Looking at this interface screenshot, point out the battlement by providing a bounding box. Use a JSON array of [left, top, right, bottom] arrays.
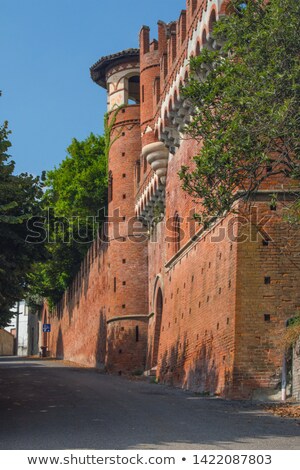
[[139, 1, 228, 116]]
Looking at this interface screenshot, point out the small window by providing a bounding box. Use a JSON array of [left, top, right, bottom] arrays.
[[174, 213, 182, 253], [154, 77, 160, 105], [128, 75, 140, 104], [108, 171, 113, 203], [209, 10, 217, 33], [135, 160, 141, 184]]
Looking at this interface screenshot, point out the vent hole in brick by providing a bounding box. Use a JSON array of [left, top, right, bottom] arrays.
[[228, 280, 231, 288], [230, 244, 233, 251], [266, 164, 272, 173], [119, 349, 122, 354], [217, 323, 219, 330], [264, 314, 271, 322], [122, 132, 125, 136], [219, 288, 222, 294], [198, 301, 201, 308], [264, 276, 271, 284], [227, 317, 230, 325], [192, 275, 194, 282], [189, 308, 192, 314], [123, 194, 126, 199], [122, 173, 126, 178], [122, 152, 125, 156], [122, 281, 126, 286], [207, 295, 209, 302], [122, 109, 125, 113], [122, 304, 126, 309], [122, 259, 126, 264], [135, 326, 139, 342], [184, 283, 186, 289]]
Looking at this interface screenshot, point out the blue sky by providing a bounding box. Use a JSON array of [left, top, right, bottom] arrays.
[[0, 0, 183, 176]]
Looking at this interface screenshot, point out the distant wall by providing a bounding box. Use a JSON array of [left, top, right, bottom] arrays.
[[293, 338, 300, 401], [0, 329, 14, 356], [46, 238, 109, 369]]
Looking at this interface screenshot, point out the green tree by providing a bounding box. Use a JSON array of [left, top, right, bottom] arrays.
[[179, 0, 300, 224], [0, 120, 45, 327], [28, 133, 107, 307]]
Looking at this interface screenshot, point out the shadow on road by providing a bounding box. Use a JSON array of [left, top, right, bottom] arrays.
[[0, 358, 299, 450]]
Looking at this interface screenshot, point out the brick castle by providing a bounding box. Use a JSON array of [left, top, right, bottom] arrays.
[[42, 0, 300, 400]]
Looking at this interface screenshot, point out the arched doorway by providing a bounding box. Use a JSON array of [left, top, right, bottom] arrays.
[[152, 286, 163, 367]]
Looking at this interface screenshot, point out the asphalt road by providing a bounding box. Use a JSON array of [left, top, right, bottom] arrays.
[[0, 357, 299, 450]]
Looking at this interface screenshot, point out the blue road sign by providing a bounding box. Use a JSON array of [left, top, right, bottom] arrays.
[[43, 324, 51, 333]]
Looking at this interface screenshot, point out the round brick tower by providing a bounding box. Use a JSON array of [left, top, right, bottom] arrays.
[[91, 49, 149, 374]]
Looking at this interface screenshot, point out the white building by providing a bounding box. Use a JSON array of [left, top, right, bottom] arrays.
[[5, 301, 40, 356]]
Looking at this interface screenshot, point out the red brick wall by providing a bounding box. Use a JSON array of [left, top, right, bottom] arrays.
[[233, 200, 300, 399], [156, 213, 238, 396], [106, 317, 148, 373], [48, 240, 109, 368], [146, 221, 166, 371], [45, 0, 300, 401]]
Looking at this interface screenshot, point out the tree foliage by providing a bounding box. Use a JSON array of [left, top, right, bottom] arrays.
[[27, 133, 107, 308], [179, 0, 300, 223], [0, 121, 45, 327]]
